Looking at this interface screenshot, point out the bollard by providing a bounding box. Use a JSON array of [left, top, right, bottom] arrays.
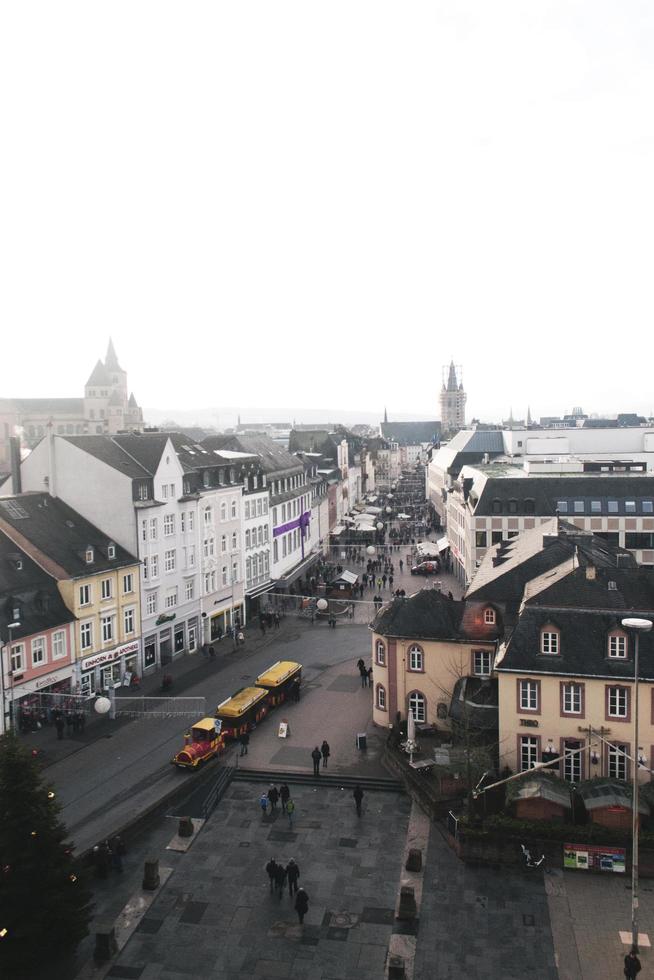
[[178, 816, 194, 838], [93, 920, 118, 963], [405, 847, 422, 872], [397, 885, 417, 920], [388, 954, 406, 980], [142, 857, 160, 891]]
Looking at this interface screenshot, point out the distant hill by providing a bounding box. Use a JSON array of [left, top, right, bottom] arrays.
[[144, 405, 435, 430]]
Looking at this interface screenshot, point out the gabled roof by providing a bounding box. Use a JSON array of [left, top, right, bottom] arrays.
[[371, 589, 465, 640], [85, 359, 112, 387], [63, 436, 152, 479], [380, 421, 441, 445], [467, 518, 635, 604], [0, 534, 75, 640], [128, 393, 138, 408], [288, 429, 339, 457], [0, 493, 138, 578], [201, 434, 303, 476], [0, 398, 85, 416]]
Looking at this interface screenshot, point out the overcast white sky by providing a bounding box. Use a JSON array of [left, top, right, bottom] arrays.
[[1, 2, 653, 424]]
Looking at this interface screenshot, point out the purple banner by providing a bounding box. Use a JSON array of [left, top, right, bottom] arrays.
[[273, 511, 311, 537]]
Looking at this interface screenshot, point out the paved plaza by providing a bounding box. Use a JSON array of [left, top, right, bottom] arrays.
[[98, 782, 412, 980]]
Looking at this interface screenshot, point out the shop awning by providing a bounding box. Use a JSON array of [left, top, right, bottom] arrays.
[[330, 525, 346, 535], [437, 536, 450, 552], [273, 551, 321, 589], [245, 580, 275, 599]]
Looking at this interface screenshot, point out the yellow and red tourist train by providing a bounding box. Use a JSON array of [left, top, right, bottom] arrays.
[[215, 660, 302, 740], [172, 661, 302, 768], [172, 717, 226, 768]]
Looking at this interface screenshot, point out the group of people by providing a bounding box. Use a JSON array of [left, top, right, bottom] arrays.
[[259, 612, 280, 634], [91, 835, 126, 877], [54, 708, 86, 739], [265, 858, 309, 922], [356, 659, 373, 688], [260, 783, 296, 826], [311, 741, 330, 775]]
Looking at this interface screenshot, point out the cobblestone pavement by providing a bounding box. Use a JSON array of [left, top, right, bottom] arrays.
[[547, 868, 654, 980], [414, 826, 558, 980], [103, 782, 412, 980]]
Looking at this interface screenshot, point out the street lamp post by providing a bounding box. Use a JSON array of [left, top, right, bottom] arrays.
[[622, 616, 653, 954]]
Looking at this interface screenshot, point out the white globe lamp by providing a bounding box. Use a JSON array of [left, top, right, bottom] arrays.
[[366, 545, 376, 556], [94, 696, 111, 715], [376, 522, 384, 531], [316, 598, 328, 611]]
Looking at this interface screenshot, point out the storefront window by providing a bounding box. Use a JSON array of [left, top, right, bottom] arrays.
[[144, 637, 157, 668], [101, 662, 121, 688], [174, 625, 185, 652], [80, 672, 94, 698]]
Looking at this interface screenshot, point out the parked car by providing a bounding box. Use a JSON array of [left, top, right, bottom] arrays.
[[411, 560, 440, 575]]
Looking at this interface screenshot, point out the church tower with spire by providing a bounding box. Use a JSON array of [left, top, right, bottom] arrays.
[[439, 362, 466, 436], [83, 339, 143, 435]]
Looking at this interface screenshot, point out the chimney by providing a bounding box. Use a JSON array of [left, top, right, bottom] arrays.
[[9, 436, 22, 495], [585, 565, 596, 580]]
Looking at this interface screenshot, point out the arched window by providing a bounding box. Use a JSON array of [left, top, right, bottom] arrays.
[[376, 641, 386, 666], [408, 692, 426, 723], [484, 607, 496, 625], [231, 499, 237, 518], [220, 502, 227, 522], [608, 630, 628, 659], [540, 625, 560, 655], [376, 684, 387, 711], [203, 506, 212, 526], [408, 644, 424, 671]]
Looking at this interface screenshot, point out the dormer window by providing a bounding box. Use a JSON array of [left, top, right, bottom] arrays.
[[85, 547, 94, 564], [608, 631, 628, 659], [107, 543, 116, 559], [541, 627, 560, 655], [483, 607, 496, 625]]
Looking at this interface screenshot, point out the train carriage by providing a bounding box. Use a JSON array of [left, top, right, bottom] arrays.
[[215, 685, 271, 740], [254, 660, 302, 708]]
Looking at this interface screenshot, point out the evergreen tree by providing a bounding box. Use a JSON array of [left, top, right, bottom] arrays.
[[0, 733, 93, 978]]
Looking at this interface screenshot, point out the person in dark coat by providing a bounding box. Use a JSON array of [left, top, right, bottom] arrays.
[[286, 858, 300, 896], [367, 666, 373, 686], [291, 678, 301, 703], [280, 783, 290, 808], [273, 862, 286, 899], [265, 858, 278, 893], [55, 715, 65, 740], [624, 950, 642, 979], [239, 731, 250, 756], [359, 662, 368, 688], [295, 887, 309, 924], [353, 785, 364, 817], [311, 747, 321, 776], [320, 740, 330, 769], [267, 784, 279, 810]]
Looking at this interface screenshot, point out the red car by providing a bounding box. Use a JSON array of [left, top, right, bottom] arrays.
[[411, 560, 440, 575]]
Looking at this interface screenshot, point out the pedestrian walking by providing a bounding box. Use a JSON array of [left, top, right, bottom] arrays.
[[274, 862, 287, 899], [285, 798, 295, 827], [624, 950, 642, 978], [382, 573, 387, 588], [274, 612, 280, 629], [359, 662, 368, 688], [260, 792, 268, 816], [55, 715, 65, 740], [209, 645, 216, 660], [320, 740, 330, 768], [280, 783, 290, 808], [353, 784, 364, 817], [389, 575, 394, 588], [286, 858, 300, 896], [294, 887, 309, 924], [239, 731, 250, 755], [76, 709, 86, 733], [268, 784, 279, 811], [367, 666, 373, 686], [265, 858, 278, 893], [356, 658, 365, 674], [311, 746, 321, 776], [291, 677, 301, 702], [260, 618, 266, 636], [65, 712, 74, 736]]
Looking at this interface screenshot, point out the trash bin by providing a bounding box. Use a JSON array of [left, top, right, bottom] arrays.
[[356, 733, 367, 751]]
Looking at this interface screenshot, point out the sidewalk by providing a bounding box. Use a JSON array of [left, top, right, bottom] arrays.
[[26, 617, 306, 770]]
